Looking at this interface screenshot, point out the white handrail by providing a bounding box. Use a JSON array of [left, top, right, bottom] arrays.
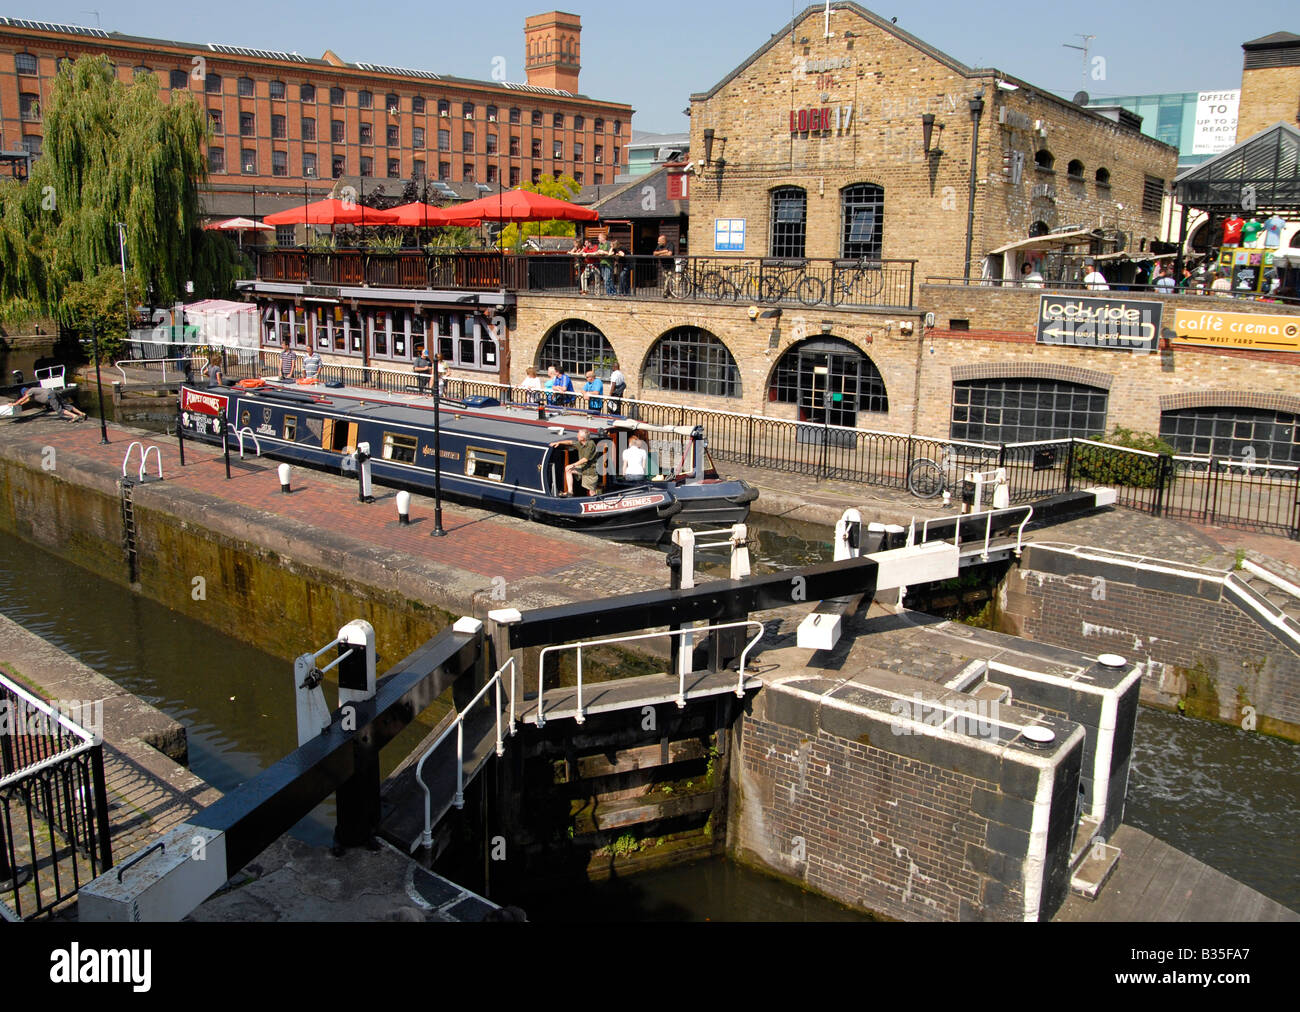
[[139, 445, 163, 482], [233, 426, 262, 459], [416, 658, 516, 850], [535, 620, 765, 727], [121, 441, 143, 478], [919, 503, 1034, 559]]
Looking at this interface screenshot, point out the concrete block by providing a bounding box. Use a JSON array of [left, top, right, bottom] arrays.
[[797, 611, 841, 651]]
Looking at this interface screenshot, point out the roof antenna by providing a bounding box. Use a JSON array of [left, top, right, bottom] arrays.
[[81, 10, 101, 28]]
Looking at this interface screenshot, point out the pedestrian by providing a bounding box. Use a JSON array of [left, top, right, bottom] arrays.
[[582, 369, 604, 413], [279, 345, 300, 381], [1082, 260, 1109, 291], [435, 352, 450, 397], [302, 347, 323, 381], [654, 234, 675, 297], [1154, 266, 1176, 294], [607, 363, 627, 414], [206, 353, 224, 388], [520, 365, 543, 403], [1210, 270, 1233, 297], [413, 345, 432, 394], [599, 238, 615, 295], [611, 240, 630, 295]]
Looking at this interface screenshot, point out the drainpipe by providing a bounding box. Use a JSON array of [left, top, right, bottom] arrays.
[[963, 88, 986, 283]]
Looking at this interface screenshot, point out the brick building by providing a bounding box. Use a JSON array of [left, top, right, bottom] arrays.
[[0, 14, 631, 220], [1234, 31, 1300, 142]]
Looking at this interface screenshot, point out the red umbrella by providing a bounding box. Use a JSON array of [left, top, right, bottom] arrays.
[[386, 202, 479, 227], [263, 198, 399, 226], [436, 188, 598, 226]]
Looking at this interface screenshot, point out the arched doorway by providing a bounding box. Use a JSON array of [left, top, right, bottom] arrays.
[[768, 337, 887, 429]]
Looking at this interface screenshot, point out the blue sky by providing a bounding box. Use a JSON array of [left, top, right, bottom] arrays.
[[15, 1, 1296, 131]]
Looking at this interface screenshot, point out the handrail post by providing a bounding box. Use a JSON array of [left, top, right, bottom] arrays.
[[908, 261, 915, 307], [1065, 438, 1076, 493], [575, 645, 584, 724], [1154, 454, 1169, 518], [453, 721, 464, 808]]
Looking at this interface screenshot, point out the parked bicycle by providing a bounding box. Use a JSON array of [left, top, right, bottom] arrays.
[[906, 447, 961, 499], [829, 257, 886, 306], [758, 259, 825, 306], [696, 262, 756, 302]]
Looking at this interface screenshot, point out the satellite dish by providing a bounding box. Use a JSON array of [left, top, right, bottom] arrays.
[[1073, 90, 1090, 105]]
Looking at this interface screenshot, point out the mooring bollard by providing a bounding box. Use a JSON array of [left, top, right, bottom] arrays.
[[396, 490, 411, 524], [278, 463, 292, 493]]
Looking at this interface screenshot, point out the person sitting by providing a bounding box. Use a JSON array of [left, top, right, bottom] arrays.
[[520, 366, 542, 403], [13, 386, 87, 422], [563, 429, 601, 496], [622, 435, 648, 481], [550, 365, 575, 407]]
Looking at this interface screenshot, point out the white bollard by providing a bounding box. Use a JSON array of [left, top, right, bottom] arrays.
[[277, 463, 292, 494], [396, 490, 411, 525]]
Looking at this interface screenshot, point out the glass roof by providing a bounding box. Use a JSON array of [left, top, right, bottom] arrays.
[[1174, 123, 1300, 211]]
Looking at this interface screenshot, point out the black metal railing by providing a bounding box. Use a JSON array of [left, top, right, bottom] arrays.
[[252, 249, 918, 309], [923, 275, 1300, 306], [1, 673, 112, 919]]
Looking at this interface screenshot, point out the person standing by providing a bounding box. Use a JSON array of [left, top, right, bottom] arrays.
[[302, 347, 323, 381], [599, 238, 615, 295], [435, 352, 450, 397], [621, 434, 648, 482], [563, 429, 601, 496], [1210, 270, 1233, 296], [607, 363, 627, 414], [582, 369, 604, 413], [206, 353, 224, 388], [654, 234, 675, 297], [1154, 266, 1176, 294], [1082, 261, 1109, 291], [279, 345, 300, 381], [413, 346, 432, 394], [610, 240, 629, 295], [1020, 263, 1044, 288]]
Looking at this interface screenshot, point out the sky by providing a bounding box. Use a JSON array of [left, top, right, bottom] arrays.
[[14, 0, 1297, 131]]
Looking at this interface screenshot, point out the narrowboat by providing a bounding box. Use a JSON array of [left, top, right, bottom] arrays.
[[176, 379, 683, 541]]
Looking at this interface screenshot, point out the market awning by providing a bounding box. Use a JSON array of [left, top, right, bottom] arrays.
[[986, 228, 1096, 256], [1174, 121, 1300, 212]]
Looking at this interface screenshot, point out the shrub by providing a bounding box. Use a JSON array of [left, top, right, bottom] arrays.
[[1071, 427, 1175, 489]]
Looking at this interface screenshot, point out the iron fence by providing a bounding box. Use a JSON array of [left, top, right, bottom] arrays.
[[1, 672, 112, 919]]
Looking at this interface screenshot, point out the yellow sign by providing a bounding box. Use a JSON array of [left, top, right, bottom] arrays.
[[1171, 309, 1300, 351]]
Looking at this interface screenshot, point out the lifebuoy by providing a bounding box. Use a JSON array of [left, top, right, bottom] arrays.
[[296, 377, 319, 385], [236, 378, 266, 389]]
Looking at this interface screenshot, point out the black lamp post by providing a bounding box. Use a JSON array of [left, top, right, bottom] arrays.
[[92, 323, 108, 445], [431, 363, 446, 536], [963, 88, 985, 283]]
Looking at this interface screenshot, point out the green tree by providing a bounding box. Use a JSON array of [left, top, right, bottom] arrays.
[[61, 266, 145, 361], [496, 174, 582, 249], [0, 55, 238, 329]]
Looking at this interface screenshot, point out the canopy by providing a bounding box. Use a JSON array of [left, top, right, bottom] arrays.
[[204, 217, 274, 231], [263, 198, 399, 226], [386, 202, 479, 227], [436, 188, 599, 226], [1174, 122, 1300, 213], [986, 228, 1095, 256]]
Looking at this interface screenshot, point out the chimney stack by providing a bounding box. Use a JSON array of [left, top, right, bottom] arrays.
[[524, 11, 582, 94]]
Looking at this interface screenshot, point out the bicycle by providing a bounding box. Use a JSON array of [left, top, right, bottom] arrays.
[[757, 259, 825, 306], [906, 447, 961, 499], [696, 262, 755, 302], [828, 257, 887, 306], [662, 257, 695, 299]]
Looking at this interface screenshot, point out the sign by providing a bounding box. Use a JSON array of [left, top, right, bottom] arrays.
[[1036, 295, 1161, 351], [999, 107, 1033, 131], [180, 387, 228, 416], [789, 104, 853, 135], [803, 56, 850, 73], [715, 218, 746, 252], [302, 285, 341, 299], [579, 493, 666, 515], [1171, 308, 1300, 352], [1192, 90, 1239, 156]]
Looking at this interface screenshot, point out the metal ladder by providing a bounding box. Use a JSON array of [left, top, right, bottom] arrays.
[[120, 478, 138, 583]]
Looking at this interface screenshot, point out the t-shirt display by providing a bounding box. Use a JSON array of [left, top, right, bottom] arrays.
[[1222, 216, 1245, 245], [1241, 219, 1264, 244], [1265, 215, 1287, 248]]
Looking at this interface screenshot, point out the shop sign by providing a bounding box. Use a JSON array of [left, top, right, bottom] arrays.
[[1036, 295, 1161, 351], [1171, 308, 1300, 352], [999, 107, 1033, 131]]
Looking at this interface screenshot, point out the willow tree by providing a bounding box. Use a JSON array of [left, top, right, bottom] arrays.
[[2, 55, 238, 329]]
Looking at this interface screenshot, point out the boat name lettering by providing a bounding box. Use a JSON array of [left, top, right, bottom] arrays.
[[580, 493, 666, 515], [181, 389, 227, 416], [256, 424, 275, 436], [421, 445, 461, 461]]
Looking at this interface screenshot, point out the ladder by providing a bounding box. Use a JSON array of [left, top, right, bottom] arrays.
[[120, 478, 138, 584]]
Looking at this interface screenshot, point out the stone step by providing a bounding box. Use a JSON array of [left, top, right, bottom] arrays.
[[1069, 816, 1103, 871], [1070, 842, 1122, 900]]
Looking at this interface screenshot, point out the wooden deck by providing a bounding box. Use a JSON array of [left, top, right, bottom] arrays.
[[1055, 824, 1298, 922]]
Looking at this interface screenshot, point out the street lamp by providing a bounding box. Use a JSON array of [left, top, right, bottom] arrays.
[[431, 361, 446, 537], [963, 88, 986, 282], [304, 164, 315, 246]]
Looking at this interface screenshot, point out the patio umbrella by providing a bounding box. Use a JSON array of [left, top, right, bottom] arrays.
[[387, 202, 479, 227], [435, 188, 598, 227], [204, 217, 275, 232], [262, 198, 399, 227]]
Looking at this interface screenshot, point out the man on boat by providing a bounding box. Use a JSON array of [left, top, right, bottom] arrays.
[[563, 429, 601, 496], [279, 346, 301, 381]]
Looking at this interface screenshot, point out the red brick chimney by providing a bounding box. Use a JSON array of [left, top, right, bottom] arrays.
[[524, 11, 581, 94]]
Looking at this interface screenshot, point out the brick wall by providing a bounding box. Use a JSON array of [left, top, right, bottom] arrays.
[[1235, 64, 1300, 141]]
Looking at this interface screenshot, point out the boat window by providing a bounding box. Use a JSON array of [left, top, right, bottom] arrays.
[[382, 431, 418, 463], [466, 446, 506, 482], [283, 415, 297, 441]]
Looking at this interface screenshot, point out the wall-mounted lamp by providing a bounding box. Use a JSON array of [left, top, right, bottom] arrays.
[[702, 128, 727, 167], [921, 113, 944, 156]]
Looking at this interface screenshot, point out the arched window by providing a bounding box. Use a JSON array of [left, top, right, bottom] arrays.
[[300, 83, 316, 102], [1028, 220, 1051, 237], [770, 187, 807, 259], [952, 379, 1107, 443], [1034, 149, 1054, 170], [1095, 166, 1111, 186], [537, 319, 616, 379], [770, 337, 887, 428], [840, 183, 884, 259], [238, 76, 255, 97], [643, 328, 741, 398], [1067, 159, 1084, 179], [1160, 407, 1299, 464]]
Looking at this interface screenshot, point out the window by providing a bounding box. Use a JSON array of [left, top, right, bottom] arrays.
[[531, 138, 542, 158], [465, 447, 506, 482], [208, 110, 223, 133], [1142, 175, 1165, 214], [486, 105, 497, 122], [360, 123, 373, 145], [387, 124, 399, 146], [302, 116, 316, 140], [1034, 149, 1054, 170], [594, 117, 604, 131], [169, 69, 188, 89], [509, 107, 521, 124], [464, 131, 475, 153], [553, 141, 563, 159], [538, 320, 616, 380], [487, 164, 498, 183], [360, 156, 373, 177], [841, 183, 884, 259], [643, 328, 741, 398], [386, 93, 399, 112], [531, 167, 542, 184], [574, 114, 585, 130], [770, 337, 888, 425], [614, 120, 622, 135], [594, 144, 603, 163], [271, 114, 286, 139], [413, 159, 425, 178], [531, 110, 543, 127], [509, 167, 520, 186], [771, 187, 808, 259], [412, 95, 425, 113], [269, 80, 286, 100], [283, 415, 298, 441], [300, 83, 316, 102], [15, 53, 37, 76], [439, 161, 451, 180], [594, 172, 603, 184], [574, 142, 583, 160], [1095, 166, 1111, 187], [388, 158, 400, 178], [205, 73, 222, 94], [613, 147, 619, 165], [413, 126, 425, 148], [1160, 407, 1300, 464], [19, 93, 40, 121], [438, 99, 450, 116], [273, 150, 288, 176], [371, 310, 390, 356], [332, 154, 346, 178], [1067, 159, 1084, 179], [573, 171, 582, 184], [463, 162, 475, 181], [951, 379, 1107, 443], [20, 135, 42, 157], [358, 90, 373, 109], [437, 129, 450, 151], [463, 101, 475, 119], [553, 112, 564, 129], [509, 136, 520, 157], [240, 112, 255, 137], [330, 86, 344, 105], [208, 147, 225, 173], [303, 152, 317, 178], [332, 120, 345, 143], [241, 149, 257, 174], [382, 432, 419, 464], [276, 225, 296, 246], [238, 76, 254, 97]]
